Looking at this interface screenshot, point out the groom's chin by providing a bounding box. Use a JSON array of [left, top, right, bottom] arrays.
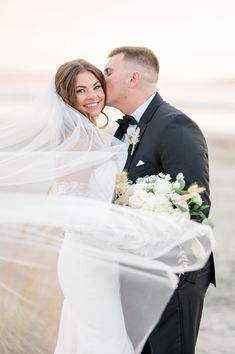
[[105, 97, 112, 107], [106, 102, 115, 109], [105, 98, 119, 110]]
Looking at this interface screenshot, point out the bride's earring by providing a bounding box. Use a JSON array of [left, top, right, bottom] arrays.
[[98, 111, 109, 129]]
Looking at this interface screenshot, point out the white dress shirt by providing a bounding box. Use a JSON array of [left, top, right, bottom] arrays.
[[131, 93, 156, 123]]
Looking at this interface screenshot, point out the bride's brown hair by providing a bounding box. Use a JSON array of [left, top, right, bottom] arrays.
[[55, 59, 106, 110]]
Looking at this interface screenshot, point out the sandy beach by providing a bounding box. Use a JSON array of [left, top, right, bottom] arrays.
[[196, 134, 235, 354]]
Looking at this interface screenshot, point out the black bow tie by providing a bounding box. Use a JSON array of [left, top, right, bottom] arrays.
[[114, 115, 137, 140]]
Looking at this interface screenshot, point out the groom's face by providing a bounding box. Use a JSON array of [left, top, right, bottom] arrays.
[[104, 53, 129, 109]]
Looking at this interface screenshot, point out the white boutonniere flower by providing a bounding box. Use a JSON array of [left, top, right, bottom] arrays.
[[125, 125, 140, 155]]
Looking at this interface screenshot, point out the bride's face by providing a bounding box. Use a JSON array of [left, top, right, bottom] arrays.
[[75, 71, 105, 123]]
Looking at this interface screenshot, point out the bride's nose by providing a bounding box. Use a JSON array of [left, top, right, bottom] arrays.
[[86, 90, 97, 100]]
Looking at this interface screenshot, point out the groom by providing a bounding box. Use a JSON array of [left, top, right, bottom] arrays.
[[104, 46, 215, 354]]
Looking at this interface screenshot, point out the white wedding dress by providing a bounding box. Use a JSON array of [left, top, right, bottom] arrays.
[[54, 233, 134, 354]]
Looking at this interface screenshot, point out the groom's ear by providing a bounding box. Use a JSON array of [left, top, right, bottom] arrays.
[[129, 71, 141, 87]]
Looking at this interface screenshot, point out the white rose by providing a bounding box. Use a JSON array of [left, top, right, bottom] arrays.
[[154, 178, 172, 195], [128, 190, 148, 208], [142, 192, 156, 211], [133, 182, 148, 191], [152, 195, 173, 213], [164, 174, 171, 181]]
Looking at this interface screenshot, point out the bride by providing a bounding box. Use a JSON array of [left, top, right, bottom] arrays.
[[53, 59, 136, 354], [0, 59, 214, 354]]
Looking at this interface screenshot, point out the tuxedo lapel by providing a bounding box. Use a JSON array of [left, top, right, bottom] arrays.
[[139, 93, 164, 125], [124, 93, 164, 170]]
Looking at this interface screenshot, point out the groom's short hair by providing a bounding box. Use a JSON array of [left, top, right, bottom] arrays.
[[108, 46, 160, 76]]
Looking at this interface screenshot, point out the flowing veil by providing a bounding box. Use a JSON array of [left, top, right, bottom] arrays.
[[0, 81, 214, 353]]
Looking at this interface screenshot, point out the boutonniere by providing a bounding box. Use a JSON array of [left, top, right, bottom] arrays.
[[125, 125, 140, 155]]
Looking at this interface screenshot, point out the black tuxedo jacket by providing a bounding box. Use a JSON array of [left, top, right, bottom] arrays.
[[115, 92, 215, 285]]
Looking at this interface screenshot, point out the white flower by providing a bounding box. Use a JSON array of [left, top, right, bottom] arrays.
[[137, 175, 158, 184], [126, 124, 136, 134], [133, 182, 148, 191], [145, 183, 155, 193], [153, 178, 172, 196], [172, 181, 181, 190], [128, 189, 148, 208], [152, 195, 173, 213], [171, 192, 189, 213], [125, 126, 140, 155], [191, 192, 203, 206], [142, 192, 157, 211], [136, 176, 145, 183], [170, 191, 181, 204], [158, 172, 171, 181], [134, 180, 154, 193], [176, 172, 184, 181], [176, 172, 185, 189]]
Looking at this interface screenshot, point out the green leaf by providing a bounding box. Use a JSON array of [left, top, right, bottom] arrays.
[[200, 204, 209, 210], [174, 189, 187, 195], [190, 211, 200, 216], [198, 211, 207, 219]]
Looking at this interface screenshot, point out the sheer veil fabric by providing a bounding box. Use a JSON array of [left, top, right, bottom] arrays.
[[0, 82, 214, 354]]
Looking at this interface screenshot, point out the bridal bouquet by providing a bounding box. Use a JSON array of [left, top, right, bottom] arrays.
[[114, 172, 212, 225]]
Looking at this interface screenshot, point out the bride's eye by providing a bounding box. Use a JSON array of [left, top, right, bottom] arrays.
[[94, 84, 102, 90], [76, 88, 85, 94]]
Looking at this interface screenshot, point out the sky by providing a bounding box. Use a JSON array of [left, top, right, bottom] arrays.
[[0, 0, 235, 82]]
